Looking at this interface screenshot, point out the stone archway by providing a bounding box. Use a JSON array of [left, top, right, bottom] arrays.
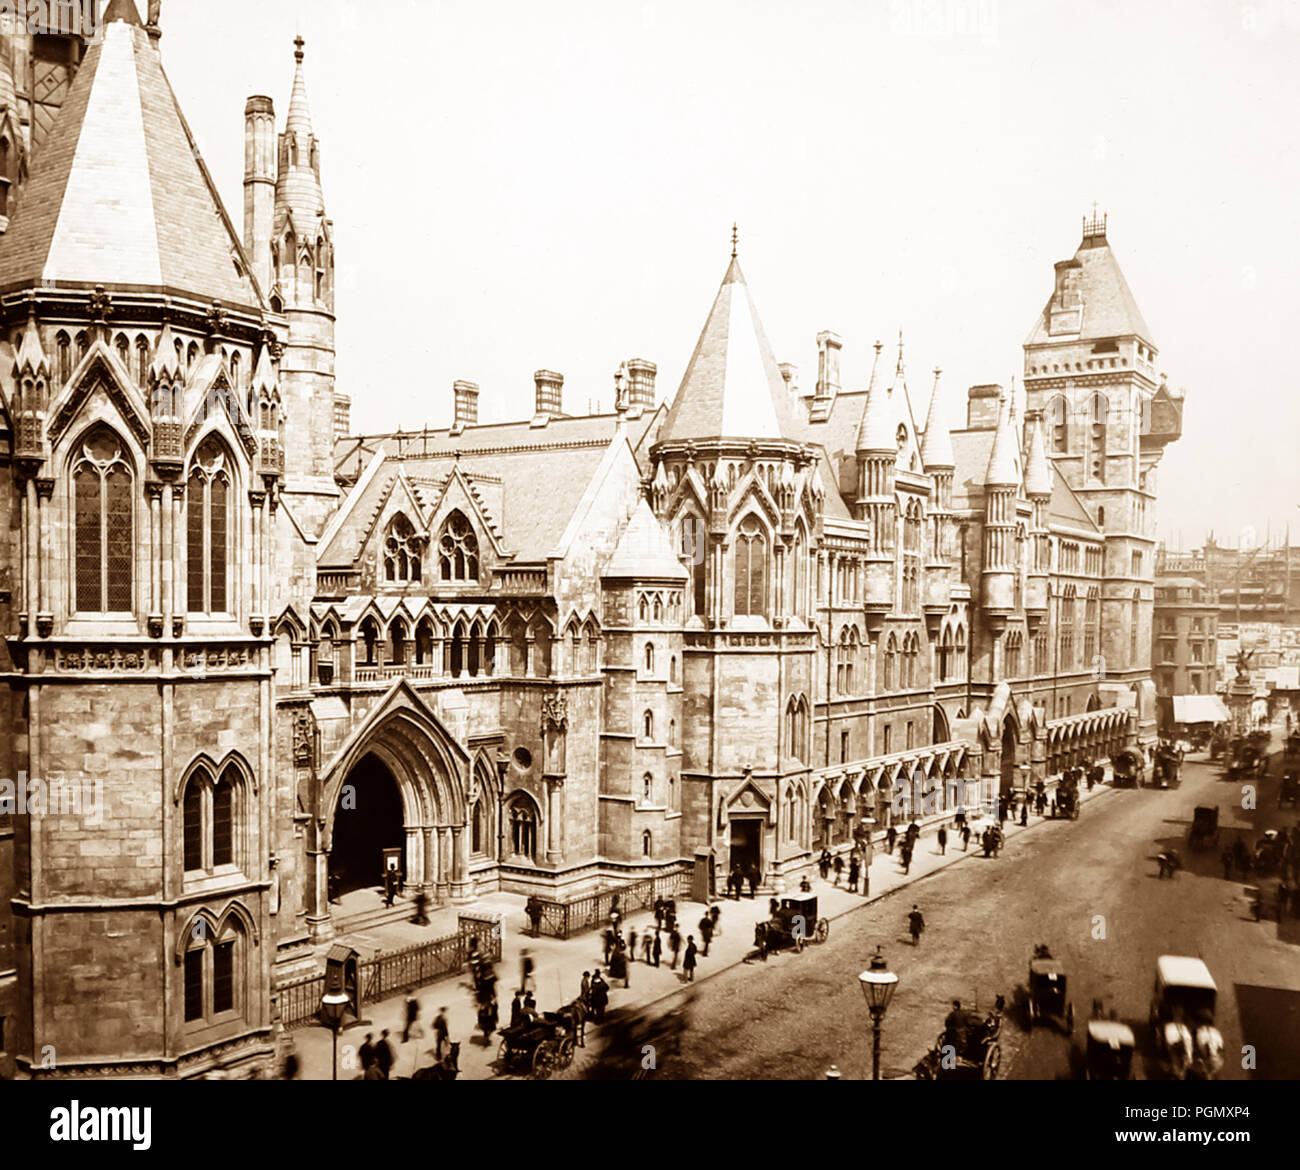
[[317, 693, 471, 928], [331, 752, 405, 895]]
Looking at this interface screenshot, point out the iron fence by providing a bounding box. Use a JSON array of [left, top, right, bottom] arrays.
[[528, 866, 689, 941], [278, 920, 501, 1032]]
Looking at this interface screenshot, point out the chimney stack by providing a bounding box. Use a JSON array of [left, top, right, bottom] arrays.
[[625, 359, 657, 411], [453, 380, 479, 428], [243, 95, 276, 295], [967, 384, 1003, 429], [815, 332, 842, 401], [534, 369, 565, 418], [779, 362, 800, 403]]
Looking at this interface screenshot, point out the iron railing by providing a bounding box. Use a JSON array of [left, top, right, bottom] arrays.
[[278, 919, 501, 1031], [527, 867, 689, 941]]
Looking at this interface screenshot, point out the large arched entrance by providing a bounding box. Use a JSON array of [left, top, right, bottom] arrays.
[[331, 753, 405, 895], [1001, 718, 1018, 795]]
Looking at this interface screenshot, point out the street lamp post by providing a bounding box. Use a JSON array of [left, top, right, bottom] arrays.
[[319, 990, 350, 1081], [858, 946, 899, 1081]]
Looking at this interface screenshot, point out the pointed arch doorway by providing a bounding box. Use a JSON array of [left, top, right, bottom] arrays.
[[331, 753, 405, 896]]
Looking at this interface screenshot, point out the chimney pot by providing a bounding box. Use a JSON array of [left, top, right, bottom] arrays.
[[625, 358, 657, 411], [453, 380, 479, 427], [534, 369, 565, 418]]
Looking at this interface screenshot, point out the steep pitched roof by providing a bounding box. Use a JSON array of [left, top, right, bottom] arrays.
[[920, 371, 955, 469], [1026, 231, 1154, 347], [604, 499, 687, 580], [659, 257, 794, 442], [0, 10, 261, 308], [1048, 468, 1101, 533], [984, 395, 1020, 487], [276, 38, 326, 235], [1022, 412, 1052, 497]]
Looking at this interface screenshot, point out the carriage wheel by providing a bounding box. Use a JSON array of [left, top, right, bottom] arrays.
[[983, 1042, 1001, 1080], [532, 1040, 557, 1079], [556, 1036, 575, 1069], [497, 1037, 511, 1069], [814, 918, 830, 944]]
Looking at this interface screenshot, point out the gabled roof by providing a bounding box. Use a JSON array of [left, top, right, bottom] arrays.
[[604, 498, 687, 580], [0, 9, 261, 308], [1026, 230, 1154, 347], [658, 256, 795, 443]]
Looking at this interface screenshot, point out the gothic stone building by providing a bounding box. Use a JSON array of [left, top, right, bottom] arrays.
[[0, 3, 1180, 1078]]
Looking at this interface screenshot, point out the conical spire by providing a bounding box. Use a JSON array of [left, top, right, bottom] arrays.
[[856, 353, 895, 453], [1023, 409, 1052, 497], [150, 321, 183, 381], [14, 313, 48, 377], [285, 36, 314, 139], [984, 393, 1019, 487], [920, 368, 954, 469], [277, 36, 325, 231], [102, 0, 143, 26], [659, 252, 792, 443]]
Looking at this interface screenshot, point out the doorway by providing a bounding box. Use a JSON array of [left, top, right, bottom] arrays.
[[331, 753, 405, 895], [729, 816, 763, 879]]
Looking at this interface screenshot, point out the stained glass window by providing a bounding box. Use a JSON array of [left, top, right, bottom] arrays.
[[73, 429, 133, 614], [437, 511, 478, 580], [187, 440, 231, 614]]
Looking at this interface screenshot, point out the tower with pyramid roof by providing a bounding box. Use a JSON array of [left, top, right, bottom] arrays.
[[1022, 212, 1183, 746], [0, 0, 283, 1078]]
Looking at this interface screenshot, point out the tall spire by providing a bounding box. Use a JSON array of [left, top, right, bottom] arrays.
[[856, 342, 894, 454], [984, 392, 1019, 486], [1022, 409, 1052, 497], [920, 367, 954, 470], [276, 34, 326, 246], [286, 36, 313, 139]]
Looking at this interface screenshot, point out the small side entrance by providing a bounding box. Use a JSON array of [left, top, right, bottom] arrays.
[[729, 816, 763, 879]]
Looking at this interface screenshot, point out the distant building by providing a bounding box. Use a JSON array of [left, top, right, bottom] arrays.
[[1159, 537, 1300, 626], [1153, 576, 1222, 731]]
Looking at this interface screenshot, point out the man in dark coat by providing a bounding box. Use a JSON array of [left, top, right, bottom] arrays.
[[683, 936, 698, 981], [900, 842, 912, 874], [847, 854, 860, 892], [698, 914, 714, 956], [669, 926, 682, 969], [908, 905, 925, 946], [374, 1030, 394, 1079], [746, 864, 760, 898], [359, 1033, 376, 1075], [937, 827, 947, 855], [819, 849, 832, 881], [1020, 801, 1028, 827], [651, 931, 662, 967], [961, 824, 971, 851], [433, 1006, 450, 1061], [589, 972, 609, 1023], [886, 825, 897, 854], [383, 866, 397, 907]]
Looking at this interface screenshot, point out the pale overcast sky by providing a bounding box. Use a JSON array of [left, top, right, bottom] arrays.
[[154, 0, 1300, 549]]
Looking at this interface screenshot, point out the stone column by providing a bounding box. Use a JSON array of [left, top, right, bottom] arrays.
[[249, 491, 261, 623], [450, 825, 469, 902], [421, 826, 436, 892], [35, 477, 53, 627], [404, 826, 420, 892], [438, 827, 453, 895], [546, 777, 564, 864], [147, 483, 162, 620], [24, 476, 37, 637]]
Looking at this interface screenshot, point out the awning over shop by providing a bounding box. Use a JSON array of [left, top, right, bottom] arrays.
[[1171, 695, 1231, 725]]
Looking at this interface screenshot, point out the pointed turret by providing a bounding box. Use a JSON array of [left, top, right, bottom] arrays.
[[1022, 409, 1052, 499], [855, 341, 894, 454], [658, 254, 792, 443], [276, 36, 326, 246], [149, 321, 183, 384], [984, 394, 1020, 487], [14, 317, 48, 378], [920, 368, 954, 470]]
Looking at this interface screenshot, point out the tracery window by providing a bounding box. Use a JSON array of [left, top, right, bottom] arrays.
[[182, 762, 244, 875], [183, 919, 245, 1025], [437, 510, 479, 581], [681, 515, 707, 618], [73, 428, 134, 614], [508, 797, 538, 861], [187, 438, 231, 614], [734, 516, 767, 617], [1049, 396, 1067, 453], [384, 513, 421, 583]]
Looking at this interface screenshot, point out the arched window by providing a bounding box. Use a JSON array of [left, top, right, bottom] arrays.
[[450, 620, 467, 678], [653, 596, 663, 622], [669, 718, 677, 747], [415, 617, 436, 666], [733, 516, 767, 617], [642, 772, 653, 805], [883, 634, 897, 691], [182, 762, 244, 875], [183, 915, 246, 1025], [1059, 585, 1077, 669], [793, 527, 808, 618], [1049, 395, 1067, 453], [643, 642, 655, 675], [1015, 525, 1026, 610], [56, 331, 72, 385], [507, 797, 538, 861], [1005, 630, 1023, 677], [388, 620, 407, 667], [530, 617, 552, 678], [955, 625, 967, 679], [642, 830, 653, 857], [115, 332, 129, 367], [1130, 589, 1141, 665], [186, 341, 199, 373], [638, 596, 649, 622], [186, 437, 231, 614], [484, 621, 497, 677], [75, 330, 90, 362], [229, 351, 241, 389], [568, 624, 581, 674], [73, 428, 134, 614], [437, 511, 479, 580], [681, 514, 707, 619], [643, 709, 654, 740], [135, 335, 150, 390], [471, 799, 485, 854], [669, 655, 678, 684], [939, 625, 954, 681], [383, 513, 421, 583], [360, 617, 380, 666], [584, 619, 600, 673]]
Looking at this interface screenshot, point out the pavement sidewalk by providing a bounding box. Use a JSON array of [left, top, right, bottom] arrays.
[[289, 773, 1117, 1079]]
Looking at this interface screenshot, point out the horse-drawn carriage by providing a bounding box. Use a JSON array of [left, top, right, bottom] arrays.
[[913, 998, 1004, 1080], [1150, 955, 1224, 1080], [1112, 749, 1144, 788], [1051, 777, 1080, 819], [1027, 945, 1074, 1032], [1153, 744, 1183, 788], [1223, 737, 1267, 783], [754, 893, 830, 957], [498, 1011, 578, 1079], [1188, 806, 1219, 850], [1085, 1020, 1136, 1080]]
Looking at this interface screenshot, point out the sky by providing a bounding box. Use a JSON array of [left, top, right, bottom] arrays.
[[149, 0, 1300, 549]]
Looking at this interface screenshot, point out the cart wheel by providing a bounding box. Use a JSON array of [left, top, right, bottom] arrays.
[[557, 1036, 575, 1069], [497, 1037, 511, 1068], [815, 918, 830, 944], [983, 1042, 1001, 1080], [532, 1040, 556, 1079], [1066, 1003, 1075, 1034]]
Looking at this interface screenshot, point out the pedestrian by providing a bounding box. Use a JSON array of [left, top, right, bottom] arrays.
[[961, 824, 971, 851], [602, 926, 615, 965], [520, 952, 535, 995], [375, 1029, 394, 1079], [901, 843, 912, 875], [746, 863, 760, 898], [683, 936, 698, 981], [282, 1040, 300, 1080], [819, 848, 832, 881], [1221, 848, 1233, 881], [652, 930, 663, 967], [580, 971, 591, 1007], [523, 992, 539, 1021], [433, 1006, 449, 1060], [642, 931, 654, 965], [937, 827, 947, 855], [590, 972, 609, 1023], [832, 855, 844, 886], [907, 819, 920, 845], [698, 914, 714, 956], [908, 905, 925, 946], [1020, 801, 1028, 827], [800, 874, 812, 892], [709, 902, 722, 938], [402, 995, 422, 1044], [670, 926, 682, 969], [997, 798, 1007, 826], [654, 897, 665, 930], [886, 825, 897, 854], [359, 1032, 376, 1075], [848, 854, 860, 892], [383, 866, 396, 907], [477, 995, 499, 1042], [611, 938, 631, 988], [729, 864, 743, 900], [510, 990, 524, 1028], [628, 925, 639, 964]]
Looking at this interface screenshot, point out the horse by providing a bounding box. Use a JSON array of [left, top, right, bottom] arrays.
[[411, 1041, 461, 1081], [555, 998, 587, 1048], [1192, 1027, 1224, 1079]]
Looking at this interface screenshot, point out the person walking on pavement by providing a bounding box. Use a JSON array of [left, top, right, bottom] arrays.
[[477, 994, 499, 1043], [961, 823, 971, 851], [375, 1030, 394, 1079], [589, 972, 609, 1023], [908, 905, 925, 947], [886, 825, 897, 854], [698, 913, 714, 956], [832, 855, 844, 886], [628, 925, 639, 964], [402, 996, 422, 1044], [654, 897, 665, 931], [819, 848, 832, 881], [433, 1006, 449, 1061], [729, 864, 743, 900], [652, 930, 663, 967], [642, 931, 654, 965], [683, 936, 698, 982], [848, 854, 860, 893], [359, 1033, 376, 1076], [602, 925, 616, 965], [580, 971, 591, 1007], [1221, 848, 1233, 881], [709, 902, 722, 939], [937, 827, 947, 855], [747, 863, 760, 898], [1020, 801, 1028, 827], [669, 925, 682, 969], [901, 842, 913, 875]]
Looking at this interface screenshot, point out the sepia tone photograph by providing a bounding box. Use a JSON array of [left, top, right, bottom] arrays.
[[0, 0, 1296, 1146]]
